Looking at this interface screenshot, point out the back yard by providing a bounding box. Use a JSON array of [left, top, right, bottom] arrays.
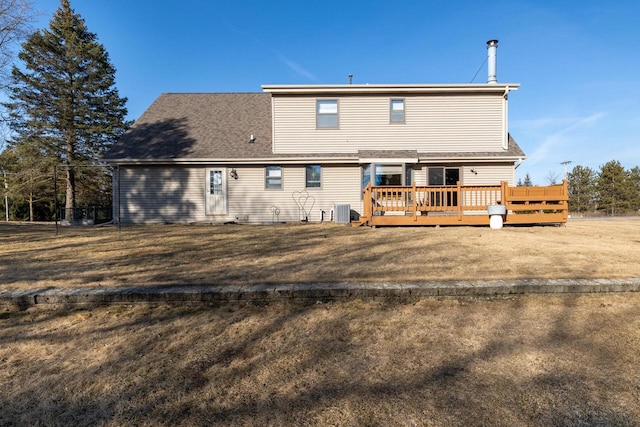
[[2, 219, 640, 289], [1, 220, 640, 425]]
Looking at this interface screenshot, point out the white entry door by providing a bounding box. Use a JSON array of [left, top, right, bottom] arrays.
[[206, 168, 227, 215]]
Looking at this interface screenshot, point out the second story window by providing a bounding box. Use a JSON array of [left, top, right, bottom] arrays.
[[390, 99, 405, 123], [317, 99, 338, 128]]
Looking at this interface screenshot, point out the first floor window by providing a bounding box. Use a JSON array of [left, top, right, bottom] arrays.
[[375, 164, 403, 186], [265, 166, 282, 189], [305, 165, 321, 188], [428, 167, 460, 186], [427, 167, 460, 206], [361, 164, 371, 193]]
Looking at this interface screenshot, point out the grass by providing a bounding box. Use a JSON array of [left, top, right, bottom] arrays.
[[1, 219, 640, 290], [2, 219, 640, 425], [2, 295, 640, 425]]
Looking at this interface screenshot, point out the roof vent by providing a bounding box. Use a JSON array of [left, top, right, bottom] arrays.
[[487, 39, 498, 84]]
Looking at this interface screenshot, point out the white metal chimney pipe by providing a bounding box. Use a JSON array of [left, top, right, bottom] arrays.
[[487, 39, 498, 84]]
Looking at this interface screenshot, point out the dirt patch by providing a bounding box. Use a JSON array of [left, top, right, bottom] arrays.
[[1, 219, 639, 290]]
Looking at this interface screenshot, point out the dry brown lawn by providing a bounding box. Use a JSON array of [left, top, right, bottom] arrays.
[[2, 295, 640, 426], [1, 219, 640, 290], [2, 220, 640, 425]]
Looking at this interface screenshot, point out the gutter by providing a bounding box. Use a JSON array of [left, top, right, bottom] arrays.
[[262, 83, 520, 95], [106, 154, 525, 167]]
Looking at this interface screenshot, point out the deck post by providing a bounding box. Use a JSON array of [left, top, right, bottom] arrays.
[[457, 181, 462, 221], [562, 179, 569, 221], [412, 182, 418, 221], [500, 181, 508, 221], [363, 183, 373, 225]]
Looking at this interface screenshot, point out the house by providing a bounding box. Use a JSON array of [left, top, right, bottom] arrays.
[[106, 40, 545, 226]]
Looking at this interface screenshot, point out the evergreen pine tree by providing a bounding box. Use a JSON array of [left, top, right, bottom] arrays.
[[597, 160, 628, 215], [4, 0, 129, 220], [567, 165, 596, 214], [523, 172, 533, 187], [625, 166, 640, 212]]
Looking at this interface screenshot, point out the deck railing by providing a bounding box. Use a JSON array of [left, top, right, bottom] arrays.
[[359, 180, 568, 226]]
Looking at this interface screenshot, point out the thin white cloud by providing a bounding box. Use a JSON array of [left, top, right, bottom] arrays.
[[277, 54, 317, 81], [221, 22, 317, 82], [526, 112, 606, 165]]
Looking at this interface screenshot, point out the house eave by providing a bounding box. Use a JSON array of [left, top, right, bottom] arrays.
[[106, 153, 525, 166], [262, 83, 520, 95], [104, 156, 359, 166], [418, 155, 526, 163]]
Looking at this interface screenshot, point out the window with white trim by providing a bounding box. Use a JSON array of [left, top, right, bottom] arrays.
[[390, 99, 405, 123], [375, 164, 403, 186], [265, 166, 282, 189], [316, 99, 338, 128], [428, 167, 460, 186], [305, 165, 321, 188], [427, 167, 460, 207]]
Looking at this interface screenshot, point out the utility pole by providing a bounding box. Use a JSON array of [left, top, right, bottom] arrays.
[[2, 170, 8, 222], [561, 160, 572, 180]]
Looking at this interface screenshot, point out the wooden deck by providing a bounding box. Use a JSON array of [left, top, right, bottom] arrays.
[[355, 180, 568, 227]]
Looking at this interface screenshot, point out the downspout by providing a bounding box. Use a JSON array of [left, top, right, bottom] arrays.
[[513, 157, 524, 186], [502, 86, 510, 150]]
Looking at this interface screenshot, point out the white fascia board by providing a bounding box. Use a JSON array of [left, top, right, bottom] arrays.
[[106, 156, 360, 166], [358, 158, 419, 164], [417, 156, 527, 163], [108, 155, 525, 166], [262, 83, 520, 95]]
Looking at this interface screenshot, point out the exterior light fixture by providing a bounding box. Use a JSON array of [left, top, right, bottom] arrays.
[[230, 168, 238, 180], [249, 134, 256, 143]]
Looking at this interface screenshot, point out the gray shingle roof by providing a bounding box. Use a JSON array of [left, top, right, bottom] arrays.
[[418, 135, 525, 160], [105, 93, 273, 161]]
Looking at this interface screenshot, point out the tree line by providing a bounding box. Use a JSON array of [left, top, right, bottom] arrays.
[[567, 161, 640, 216], [0, 0, 129, 221], [1, 2, 637, 222], [518, 161, 640, 216]]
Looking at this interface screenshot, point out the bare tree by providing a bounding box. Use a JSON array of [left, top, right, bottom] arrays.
[[0, 0, 35, 81], [545, 170, 561, 185], [1, 0, 36, 152]]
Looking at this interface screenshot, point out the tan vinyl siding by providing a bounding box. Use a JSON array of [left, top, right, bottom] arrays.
[[272, 94, 504, 154], [462, 164, 515, 186], [116, 165, 364, 224], [117, 166, 208, 224], [228, 165, 362, 223]]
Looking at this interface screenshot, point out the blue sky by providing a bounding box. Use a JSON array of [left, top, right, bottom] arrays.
[[28, 0, 640, 185]]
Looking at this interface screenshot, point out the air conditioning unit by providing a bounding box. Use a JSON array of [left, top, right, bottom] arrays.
[[334, 204, 350, 224]]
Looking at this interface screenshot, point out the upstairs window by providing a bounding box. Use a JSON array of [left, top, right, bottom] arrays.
[[317, 100, 338, 128], [390, 99, 405, 123], [305, 165, 322, 188], [265, 166, 282, 189]]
